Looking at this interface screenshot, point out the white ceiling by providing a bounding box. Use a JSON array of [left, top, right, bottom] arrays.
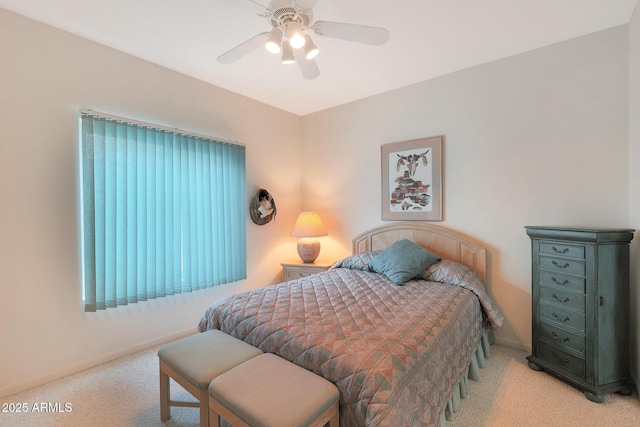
[[1, 0, 637, 116]]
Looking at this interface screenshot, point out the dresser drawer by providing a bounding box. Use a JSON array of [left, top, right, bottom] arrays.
[[539, 242, 585, 259], [539, 303, 585, 331], [538, 341, 585, 378], [539, 256, 586, 276], [539, 287, 585, 312], [539, 322, 585, 354], [539, 271, 585, 293]]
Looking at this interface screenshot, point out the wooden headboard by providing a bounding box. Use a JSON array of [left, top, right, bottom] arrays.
[[352, 222, 488, 283]]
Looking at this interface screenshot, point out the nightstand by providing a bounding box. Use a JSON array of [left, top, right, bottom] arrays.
[[281, 260, 334, 281]]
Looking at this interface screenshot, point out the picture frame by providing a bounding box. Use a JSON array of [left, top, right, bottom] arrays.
[[381, 136, 443, 221]]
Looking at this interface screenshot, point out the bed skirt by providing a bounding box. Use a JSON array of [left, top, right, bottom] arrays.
[[439, 331, 492, 426]]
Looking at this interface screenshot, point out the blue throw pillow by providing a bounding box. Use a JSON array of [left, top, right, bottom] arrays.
[[368, 239, 441, 284]]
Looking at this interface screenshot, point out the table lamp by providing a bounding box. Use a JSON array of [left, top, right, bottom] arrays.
[[291, 212, 327, 263]]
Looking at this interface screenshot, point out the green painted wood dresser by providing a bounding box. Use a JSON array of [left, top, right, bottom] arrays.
[[525, 226, 635, 403]]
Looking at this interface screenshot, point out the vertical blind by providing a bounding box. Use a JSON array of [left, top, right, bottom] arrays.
[[80, 111, 246, 312]]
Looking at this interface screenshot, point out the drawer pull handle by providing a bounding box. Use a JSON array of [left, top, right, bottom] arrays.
[[552, 312, 570, 322], [551, 352, 570, 365], [552, 294, 570, 303], [551, 277, 569, 286], [552, 332, 570, 342], [552, 261, 570, 269], [552, 246, 569, 254]]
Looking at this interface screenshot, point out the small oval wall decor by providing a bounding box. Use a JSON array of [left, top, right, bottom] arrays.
[[250, 188, 276, 225]]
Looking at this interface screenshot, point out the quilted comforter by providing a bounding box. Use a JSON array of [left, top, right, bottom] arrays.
[[198, 258, 503, 426]]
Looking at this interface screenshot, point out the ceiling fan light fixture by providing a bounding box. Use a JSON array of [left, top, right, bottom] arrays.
[[218, 0, 390, 79], [281, 42, 296, 64], [286, 21, 306, 49], [303, 35, 319, 59], [265, 27, 283, 54]]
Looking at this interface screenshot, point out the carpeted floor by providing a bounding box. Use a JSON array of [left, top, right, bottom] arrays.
[[1, 343, 639, 426], [448, 346, 640, 427]]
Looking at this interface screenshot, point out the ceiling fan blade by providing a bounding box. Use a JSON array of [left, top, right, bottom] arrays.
[[294, 0, 319, 11], [219, 0, 273, 18], [217, 32, 269, 64], [312, 21, 390, 45], [294, 49, 320, 80]]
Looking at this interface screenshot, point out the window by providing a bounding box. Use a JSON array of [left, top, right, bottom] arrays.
[[80, 111, 246, 312]]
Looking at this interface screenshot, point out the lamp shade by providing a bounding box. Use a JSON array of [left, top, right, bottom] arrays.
[[265, 27, 283, 54], [281, 42, 295, 64], [291, 212, 327, 263], [291, 212, 327, 237], [303, 35, 319, 60], [286, 21, 306, 49]]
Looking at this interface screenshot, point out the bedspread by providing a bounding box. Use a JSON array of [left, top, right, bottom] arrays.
[[198, 265, 502, 426]]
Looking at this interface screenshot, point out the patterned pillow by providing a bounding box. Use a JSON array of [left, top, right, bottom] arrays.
[[368, 239, 441, 284], [420, 259, 475, 283], [330, 251, 381, 271], [420, 259, 505, 330]]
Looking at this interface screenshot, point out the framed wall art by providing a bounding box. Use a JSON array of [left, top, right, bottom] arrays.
[[381, 136, 443, 221]]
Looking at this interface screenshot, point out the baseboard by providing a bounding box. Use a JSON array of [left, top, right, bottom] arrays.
[[494, 336, 530, 353], [0, 327, 197, 399]]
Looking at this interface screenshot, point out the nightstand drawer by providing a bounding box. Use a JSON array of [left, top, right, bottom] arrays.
[[539, 303, 585, 331], [539, 242, 585, 259], [539, 287, 585, 312], [281, 261, 334, 282], [539, 322, 585, 354], [539, 271, 585, 293], [539, 256, 585, 276], [538, 341, 585, 378], [286, 269, 316, 280]]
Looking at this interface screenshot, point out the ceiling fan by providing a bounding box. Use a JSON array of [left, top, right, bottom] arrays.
[[217, 0, 390, 79]]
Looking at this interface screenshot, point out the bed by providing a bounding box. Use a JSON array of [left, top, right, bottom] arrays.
[[198, 222, 503, 426]]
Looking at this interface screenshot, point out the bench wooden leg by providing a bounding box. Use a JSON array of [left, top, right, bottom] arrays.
[[310, 401, 339, 427], [160, 365, 170, 421], [198, 388, 209, 427], [328, 403, 340, 427], [208, 403, 220, 427], [208, 395, 250, 427], [160, 360, 205, 424]]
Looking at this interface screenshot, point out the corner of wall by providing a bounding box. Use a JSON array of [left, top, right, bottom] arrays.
[[628, 0, 640, 398]]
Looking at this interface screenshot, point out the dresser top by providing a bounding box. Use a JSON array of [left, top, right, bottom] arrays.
[[525, 226, 635, 243]]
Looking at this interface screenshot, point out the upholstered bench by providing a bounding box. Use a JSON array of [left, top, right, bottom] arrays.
[[158, 330, 263, 427], [208, 353, 340, 427]]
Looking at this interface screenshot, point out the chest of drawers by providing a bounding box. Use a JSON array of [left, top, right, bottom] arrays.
[[525, 226, 634, 402]]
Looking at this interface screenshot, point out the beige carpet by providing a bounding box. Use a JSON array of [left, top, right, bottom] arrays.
[[1, 343, 638, 426], [448, 346, 640, 427]]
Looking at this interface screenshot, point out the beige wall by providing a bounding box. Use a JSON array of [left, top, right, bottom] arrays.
[[629, 2, 640, 390], [302, 26, 630, 351], [0, 9, 303, 397]]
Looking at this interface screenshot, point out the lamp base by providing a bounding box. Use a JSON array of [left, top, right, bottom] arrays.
[[297, 238, 321, 263]]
